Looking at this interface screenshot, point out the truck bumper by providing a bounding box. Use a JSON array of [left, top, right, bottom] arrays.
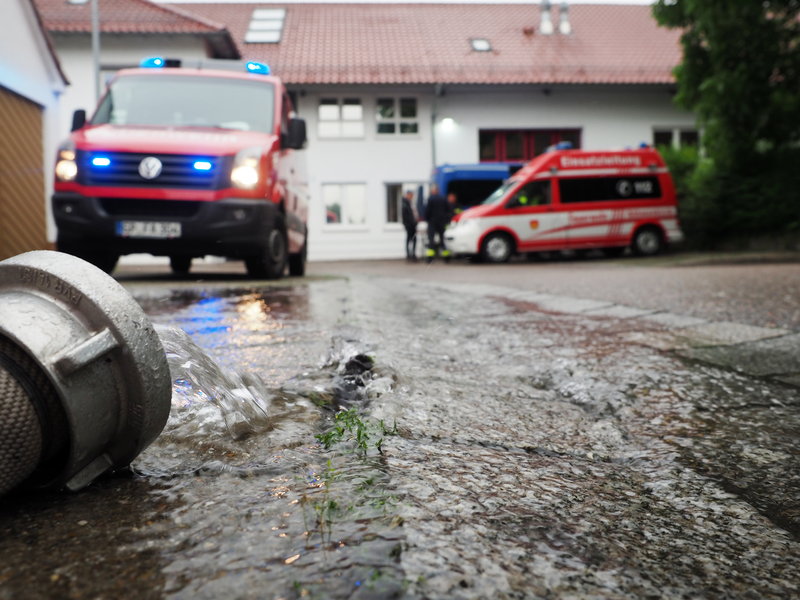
[[53, 193, 280, 258]]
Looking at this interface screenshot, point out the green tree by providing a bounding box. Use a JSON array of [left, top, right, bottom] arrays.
[[654, 0, 800, 239]]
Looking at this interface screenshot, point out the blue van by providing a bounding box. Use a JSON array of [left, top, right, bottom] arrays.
[[431, 163, 523, 213]]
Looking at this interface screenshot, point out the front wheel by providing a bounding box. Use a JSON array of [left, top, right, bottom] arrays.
[[246, 217, 288, 279], [632, 227, 663, 257], [169, 255, 192, 275], [480, 232, 514, 263], [288, 234, 307, 277]]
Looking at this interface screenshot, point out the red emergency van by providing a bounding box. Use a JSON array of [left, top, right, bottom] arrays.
[[52, 58, 308, 279], [445, 147, 683, 262]]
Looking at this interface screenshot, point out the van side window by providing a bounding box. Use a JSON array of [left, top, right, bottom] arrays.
[[505, 180, 551, 209], [559, 176, 661, 203]]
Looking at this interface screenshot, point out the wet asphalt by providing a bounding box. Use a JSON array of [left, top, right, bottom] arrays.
[[0, 252, 798, 599]]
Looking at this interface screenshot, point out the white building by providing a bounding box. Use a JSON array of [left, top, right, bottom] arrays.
[[175, 1, 697, 261], [36, 0, 697, 262], [0, 0, 67, 260]]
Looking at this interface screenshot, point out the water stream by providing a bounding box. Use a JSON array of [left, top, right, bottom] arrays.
[[131, 284, 407, 599]]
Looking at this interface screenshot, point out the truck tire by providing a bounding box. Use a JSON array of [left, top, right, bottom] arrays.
[[632, 227, 663, 257], [246, 215, 288, 279], [288, 234, 307, 277], [480, 232, 514, 263], [169, 255, 192, 275]]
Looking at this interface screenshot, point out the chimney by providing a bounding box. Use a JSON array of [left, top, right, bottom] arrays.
[[559, 2, 572, 35], [540, 0, 554, 35]]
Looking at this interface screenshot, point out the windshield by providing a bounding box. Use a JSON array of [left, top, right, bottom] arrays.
[[91, 75, 276, 133], [481, 181, 516, 205]]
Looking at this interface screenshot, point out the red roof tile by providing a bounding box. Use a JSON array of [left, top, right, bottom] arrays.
[[34, 0, 226, 34], [168, 3, 682, 85]]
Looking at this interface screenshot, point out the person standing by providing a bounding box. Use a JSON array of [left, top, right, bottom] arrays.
[[401, 190, 418, 261], [425, 184, 453, 263]]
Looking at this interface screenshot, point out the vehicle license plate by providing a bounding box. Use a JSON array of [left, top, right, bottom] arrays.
[[117, 221, 181, 239]]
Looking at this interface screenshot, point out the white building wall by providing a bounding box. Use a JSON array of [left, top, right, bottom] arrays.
[[297, 87, 434, 262], [298, 83, 695, 262], [52, 34, 210, 141], [0, 0, 66, 244], [434, 84, 696, 165]]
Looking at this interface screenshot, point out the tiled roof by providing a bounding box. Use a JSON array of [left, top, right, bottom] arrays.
[[34, 0, 226, 35], [167, 3, 682, 85]]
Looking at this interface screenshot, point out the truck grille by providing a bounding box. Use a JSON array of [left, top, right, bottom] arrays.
[[99, 198, 202, 219], [78, 151, 233, 190]]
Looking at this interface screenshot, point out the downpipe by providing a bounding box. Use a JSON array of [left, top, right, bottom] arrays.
[[0, 251, 171, 496]]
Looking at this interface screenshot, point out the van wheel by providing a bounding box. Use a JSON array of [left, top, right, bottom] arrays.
[[246, 216, 288, 279], [632, 227, 663, 256], [480, 232, 514, 263], [169, 255, 192, 275], [288, 234, 307, 277]]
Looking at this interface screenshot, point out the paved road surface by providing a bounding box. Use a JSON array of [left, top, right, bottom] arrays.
[[2, 253, 792, 598]]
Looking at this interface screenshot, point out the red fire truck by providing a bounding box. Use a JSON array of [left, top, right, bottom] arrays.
[[52, 58, 308, 279], [445, 147, 683, 262]]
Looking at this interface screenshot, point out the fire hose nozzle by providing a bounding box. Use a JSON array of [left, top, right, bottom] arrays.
[[0, 251, 171, 496]]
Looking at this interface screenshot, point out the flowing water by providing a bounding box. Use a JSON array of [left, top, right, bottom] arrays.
[[132, 283, 408, 599]]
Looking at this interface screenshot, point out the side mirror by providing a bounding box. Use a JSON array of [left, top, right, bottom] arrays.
[[71, 109, 86, 132], [286, 118, 307, 150]]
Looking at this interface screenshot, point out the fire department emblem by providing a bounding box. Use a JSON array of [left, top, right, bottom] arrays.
[[139, 157, 162, 179], [616, 180, 632, 197]]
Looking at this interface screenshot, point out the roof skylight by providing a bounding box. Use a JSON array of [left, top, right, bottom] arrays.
[[471, 39, 491, 52], [245, 8, 287, 44]]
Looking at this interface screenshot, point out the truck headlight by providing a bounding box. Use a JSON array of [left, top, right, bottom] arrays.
[[231, 146, 261, 189], [55, 141, 77, 182]]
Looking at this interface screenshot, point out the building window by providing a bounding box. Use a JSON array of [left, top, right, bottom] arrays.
[[653, 128, 699, 149], [323, 183, 367, 225], [386, 183, 427, 223], [244, 8, 286, 44], [471, 39, 491, 52], [479, 129, 581, 162], [318, 98, 364, 139], [377, 98, 418, 135]]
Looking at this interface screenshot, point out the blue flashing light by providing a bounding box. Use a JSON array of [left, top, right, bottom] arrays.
[[193, 161, 212, 171], [92, 157, 111, 167], [245, 61, 271, 75], [555, 141, 573, 150], [140, 57, 165, 68]]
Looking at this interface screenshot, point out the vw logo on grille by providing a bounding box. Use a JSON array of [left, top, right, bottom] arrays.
[[139, 157, 162, 180]]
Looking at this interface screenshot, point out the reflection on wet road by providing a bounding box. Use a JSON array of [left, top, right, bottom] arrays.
[[0, 276, 798, 599]]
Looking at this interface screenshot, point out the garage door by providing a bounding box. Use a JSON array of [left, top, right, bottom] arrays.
[[0, 85, 46, 261]]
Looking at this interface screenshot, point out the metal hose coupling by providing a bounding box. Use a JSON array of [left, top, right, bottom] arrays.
[[0, 251, 171, 496]]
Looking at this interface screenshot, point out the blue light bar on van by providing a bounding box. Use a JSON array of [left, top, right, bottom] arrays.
[[140, 57, 165, 68], [193, 161, 212, 171], [245, 61, 271, 75], [555, 141, 573, 150], [92, 157, 111, 167]]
